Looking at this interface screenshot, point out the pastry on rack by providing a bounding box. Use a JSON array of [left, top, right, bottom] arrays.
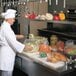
[[47, 52, 68, 63]]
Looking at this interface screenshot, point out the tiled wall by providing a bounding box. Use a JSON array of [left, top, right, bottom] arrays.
[[18, 1, 48, 36]]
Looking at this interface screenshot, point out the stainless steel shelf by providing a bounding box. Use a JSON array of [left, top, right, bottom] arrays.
[[32, 19, 76, 25]]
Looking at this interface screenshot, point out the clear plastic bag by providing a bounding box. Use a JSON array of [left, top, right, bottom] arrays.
[[24, 37, 48, 53]]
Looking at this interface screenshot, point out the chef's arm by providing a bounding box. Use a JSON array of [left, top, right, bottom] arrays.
[[6, 36, 32, 53], [5, 33, 32, 53], [6, 37, 25, 53], [16, 34, 24, 40], [4, 32, 25, 53], [0, 34, 6, 46], [4, 28, 33, 53]]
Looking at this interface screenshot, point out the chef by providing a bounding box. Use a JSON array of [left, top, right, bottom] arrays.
[[0, 9, 31, 76]]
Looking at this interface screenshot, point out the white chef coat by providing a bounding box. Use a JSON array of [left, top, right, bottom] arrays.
[[0, 34, 5, 46], [0, 21, 25, 71]]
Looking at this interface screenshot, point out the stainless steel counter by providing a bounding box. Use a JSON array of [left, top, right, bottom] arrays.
[[15, 51, 76, 76]]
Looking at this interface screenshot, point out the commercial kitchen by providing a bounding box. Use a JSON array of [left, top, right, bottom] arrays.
[[0, 0, 76, 76]]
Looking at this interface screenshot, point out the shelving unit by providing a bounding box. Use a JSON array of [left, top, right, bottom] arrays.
[[36, 19, 76, 43]]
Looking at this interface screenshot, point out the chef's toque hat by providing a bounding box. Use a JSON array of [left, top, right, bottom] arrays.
[[1, 9, 17, 19]]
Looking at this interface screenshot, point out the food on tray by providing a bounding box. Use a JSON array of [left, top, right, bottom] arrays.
[[29, 34, 48, 44], [64, 45, 76, 55], [51, 45, 57, 51], [47, 52, 68, 63], [39, 52, 47, 58], [54, 52, 67, 61], [50, 35, 65, 52], [29, 34, 34, 39], [68, 50, 76, 55], [39, 44, 52, 53], [47, 52, 58, 63], [24, 42, 39, 52], [48, 56, 58, 63], [64, 47, 74, 53], [50, 34, 65, 52], [56, 41, 65, 51], [50, 35, 58, 45], [24, 34, 48, 53], [24, 45, 33, 52], [24, 39, 39, 52]]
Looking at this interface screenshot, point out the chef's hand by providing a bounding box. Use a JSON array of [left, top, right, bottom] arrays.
[[23, 45, 33, 52], [16, 35, 25, 39]]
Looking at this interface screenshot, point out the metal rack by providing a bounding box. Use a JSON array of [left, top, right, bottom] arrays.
[[0, 0, 48, 7]]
